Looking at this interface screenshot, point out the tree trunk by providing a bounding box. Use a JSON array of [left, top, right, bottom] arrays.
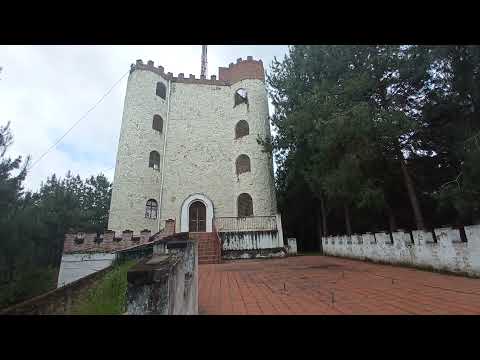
[[344, 203, 352, 236], [319, 193, 328, 237], [385, 201, 397, 233], [399, 153, 426, 230]]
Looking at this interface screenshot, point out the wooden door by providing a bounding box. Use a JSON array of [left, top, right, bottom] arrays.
[[189, 201, 206, 232]]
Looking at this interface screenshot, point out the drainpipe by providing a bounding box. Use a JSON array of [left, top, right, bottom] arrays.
[[158, 79, 172, 232]]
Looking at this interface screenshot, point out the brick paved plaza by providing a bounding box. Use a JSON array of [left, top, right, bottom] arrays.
[[199, 255, 480, 315]]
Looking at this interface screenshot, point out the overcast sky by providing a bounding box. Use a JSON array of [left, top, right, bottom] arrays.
[[0, 45, 289, 191]]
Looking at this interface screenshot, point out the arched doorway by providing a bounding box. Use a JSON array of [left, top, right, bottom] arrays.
[[180, 193, 214, 232], [189, 201, 207, 232]]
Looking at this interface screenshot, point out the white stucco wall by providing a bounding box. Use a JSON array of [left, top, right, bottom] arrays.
[[108, 66, 277, 234], [322, 225, 480, 276], [221, 230, 283, 251], [57, 253, 117, 288]]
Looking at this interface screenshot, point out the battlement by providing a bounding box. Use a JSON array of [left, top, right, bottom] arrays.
[[218, 57, 265, 84], [322, 225, 480, 277], [131, 56, 264, 86], [62, 219, 176, 254]]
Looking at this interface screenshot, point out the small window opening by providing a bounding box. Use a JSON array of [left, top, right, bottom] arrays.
[[238, 193, 253, 217], [234, 88, 248, 108], [235, 120, 249, 139], [156, 82, 166, 99], [236, 155, 251, 175], [153, 115, 163, 132], [149, 151, 160, 170], [145, 199, 158, 219]]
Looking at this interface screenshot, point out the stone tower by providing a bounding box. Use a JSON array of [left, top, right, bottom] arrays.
[[108, 56, 277, 234]]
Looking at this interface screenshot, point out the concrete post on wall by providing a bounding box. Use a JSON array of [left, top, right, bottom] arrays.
[[103, 231, 115, 252], [140, 230, 151, 244], [287, 238, 297, 255], [84, 234, 96, 250], [276, 213, 284, 247]]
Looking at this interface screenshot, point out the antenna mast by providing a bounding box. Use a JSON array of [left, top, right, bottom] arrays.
[[201, 45, 208, 78]]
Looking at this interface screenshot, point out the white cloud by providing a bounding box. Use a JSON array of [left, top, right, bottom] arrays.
[[0, 45, 288, 191]]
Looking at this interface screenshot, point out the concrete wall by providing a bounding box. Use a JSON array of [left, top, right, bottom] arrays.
[[108, 58, 277, 234], [126, 239, 198, 315], [322, 225, 480, 277], [57, 253, 116, 288]]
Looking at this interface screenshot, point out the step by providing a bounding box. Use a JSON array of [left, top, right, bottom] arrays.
[[199, 259, 221, 265], [199, 247, 219, 252], [199, 255, 220, 261], [199, 253, 220, 258]]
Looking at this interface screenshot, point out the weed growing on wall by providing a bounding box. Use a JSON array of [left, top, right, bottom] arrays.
[[70, 260, 136, 315]]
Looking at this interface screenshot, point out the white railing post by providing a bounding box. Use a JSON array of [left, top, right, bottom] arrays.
[[276, 213, 284, 247]]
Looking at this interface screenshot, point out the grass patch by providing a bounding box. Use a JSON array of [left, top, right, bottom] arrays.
[[70, 260, 136, 315]]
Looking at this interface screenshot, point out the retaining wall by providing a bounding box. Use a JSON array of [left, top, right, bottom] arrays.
[[126, 239, 198, 315]]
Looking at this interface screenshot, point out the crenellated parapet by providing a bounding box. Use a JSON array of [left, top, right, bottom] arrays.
[[131, 56, 265, 87], [218, 56, 265, 85], [322, 224, 480, 277], [62, 219, 176, 254]]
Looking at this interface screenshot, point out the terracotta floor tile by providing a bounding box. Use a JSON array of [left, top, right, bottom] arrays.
[[199, 255, 480, 315]]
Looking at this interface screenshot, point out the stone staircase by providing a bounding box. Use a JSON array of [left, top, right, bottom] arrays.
[[189, 232, 222, 264]]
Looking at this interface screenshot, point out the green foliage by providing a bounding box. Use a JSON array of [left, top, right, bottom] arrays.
[[267, 45, 480, 250], [70, 260, 135, 315], [0, 122, 113, 307], [0, 266, 58, 309]]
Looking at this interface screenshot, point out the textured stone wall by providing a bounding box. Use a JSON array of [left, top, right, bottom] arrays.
[[322, 225, 480, 277], [108, 68, 168, 233], [162, 77, 276, 230], [108, 58, 277, 234]]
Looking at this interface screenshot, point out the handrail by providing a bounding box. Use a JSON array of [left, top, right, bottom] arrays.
[[214, 215, 275, 219], [212, 222, 223, 263]]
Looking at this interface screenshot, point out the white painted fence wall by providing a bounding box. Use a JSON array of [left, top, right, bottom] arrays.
[[57, 253, 117, 288], [221, 230, 283, 250], [218, 214, 285, 250], [322, 225, 480, 276]]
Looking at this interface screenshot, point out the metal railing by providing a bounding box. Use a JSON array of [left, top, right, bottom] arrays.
[[214, 216, 277, 232]]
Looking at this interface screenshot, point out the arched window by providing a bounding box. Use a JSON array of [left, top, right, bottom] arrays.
[[156, 82, 166, 99], [234, 88, 248, 107], [152, 115, 163, 132], [149, 151, 160, 170], [235, 120, 249, 139], [145, 199, 158, 219], [236, 154, 251, 175], [237, 193, 253, 217]]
